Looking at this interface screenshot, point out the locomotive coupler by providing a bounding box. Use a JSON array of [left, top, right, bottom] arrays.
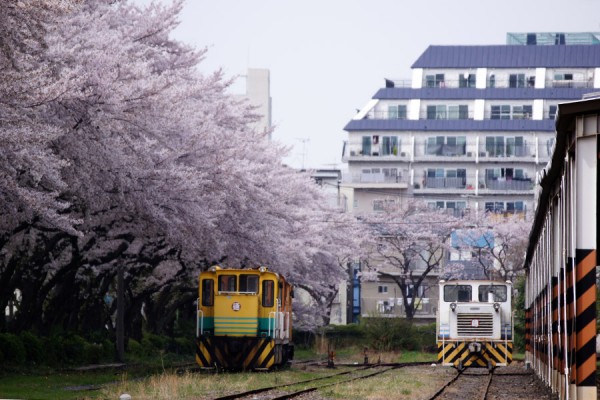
[[468, 342, 482, 353]]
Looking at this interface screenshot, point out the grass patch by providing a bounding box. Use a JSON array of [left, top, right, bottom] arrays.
[[0, 368, 126, 400], [319, 366, 455, 400], [0, 350, 438, 399], [99, 366, 356, 400]]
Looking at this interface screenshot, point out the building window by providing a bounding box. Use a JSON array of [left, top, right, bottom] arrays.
[[427, 136, 466, 156], [549, 105, 558, 120], [506, 136, 526, 156], [388, 105, 407, 120], [459, 73, 476, 88], [381, 136, 399, 156], [406, 285, 424, 298], [486, 201, 525, 214], [373, 199, 395, 212], [448, 105, 469, 120], [378, 285, 388, 293], [361, 136, 372, 155], [428, 201, 467, 216], [485, 136, 505, 156], [512, 105, 533, 119], [509, 73, 525, 88], [426, 74, 445, 88], [427, 105, 447, 119], [382, 168, 399, 182], [491, 105, 511, 120]]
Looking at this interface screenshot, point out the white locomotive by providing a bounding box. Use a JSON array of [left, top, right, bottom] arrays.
[[437, 279, 513, 369]]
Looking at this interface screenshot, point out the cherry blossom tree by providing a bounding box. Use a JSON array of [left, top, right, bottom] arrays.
[[451, 212, 532, 281], [0, 0, 366, 337], [360, 201, 464, 320]]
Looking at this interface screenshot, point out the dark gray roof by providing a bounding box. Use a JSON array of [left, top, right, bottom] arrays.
[[412, 45, 600, 68], [344, 119, 555, 132], [373, 87, 596, 100]]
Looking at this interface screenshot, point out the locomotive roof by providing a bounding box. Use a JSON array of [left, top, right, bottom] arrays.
[[439, 279, 512, 285]]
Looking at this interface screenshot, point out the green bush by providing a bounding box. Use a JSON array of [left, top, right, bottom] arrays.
[[142, 333, 167, 352], [324, 324, 366, 348], [170, 337, 194, 355], [359, 318, 437, 352], [20, 331, 45, 364], [513, 276, 526, 352], [84, 342, 104, 364], [0, 333, 26, 365], [61, 334, 89, 364], [128, 338, 145, 357]]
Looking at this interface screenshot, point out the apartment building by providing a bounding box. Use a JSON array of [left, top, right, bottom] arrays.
[[234, 68, 272, 139], [342, 32, 600, 320]]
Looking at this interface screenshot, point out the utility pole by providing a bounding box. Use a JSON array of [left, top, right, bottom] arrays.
[[295, 138, 309, 171]]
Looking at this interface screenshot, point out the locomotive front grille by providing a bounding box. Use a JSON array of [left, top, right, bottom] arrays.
[[456, 313, 494, 336]]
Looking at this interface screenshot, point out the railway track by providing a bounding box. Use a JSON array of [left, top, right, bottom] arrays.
[[428, 367, 494, 400], [212, 361, 430, 400]]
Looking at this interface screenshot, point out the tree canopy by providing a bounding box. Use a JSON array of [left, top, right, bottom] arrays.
[[0, 0, 365, 336]]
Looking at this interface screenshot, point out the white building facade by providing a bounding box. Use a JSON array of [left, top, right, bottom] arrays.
[[341, 32, 600, 321], [342, 33, 600, 217]]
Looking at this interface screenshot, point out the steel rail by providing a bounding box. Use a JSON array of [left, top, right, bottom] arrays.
[[428, 367, 495, 400], [212, 361, 430, 400]]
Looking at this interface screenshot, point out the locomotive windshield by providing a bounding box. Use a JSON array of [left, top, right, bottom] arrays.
[[218, 275, 237, 292], [239, 274, 259, 293], [477, 285, 507, 302], [444, 285, 472, 302]]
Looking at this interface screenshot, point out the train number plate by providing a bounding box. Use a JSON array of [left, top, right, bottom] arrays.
[[232, 302, 241, 311]]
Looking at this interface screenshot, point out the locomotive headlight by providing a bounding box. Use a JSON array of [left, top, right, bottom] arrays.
[[493, 302, 500, 312], [450, 302, 457, 312]]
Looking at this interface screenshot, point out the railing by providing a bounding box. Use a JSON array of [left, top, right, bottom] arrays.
[[422, 144, 467, 157], [268, 311, 278, 339], [342, 144, 410, 159], [423, 177, 466, 189], [478, 145, 531, 158], [545, 79, 594, 88], [365, 110, 408, 119], [484, 111, 533, 120], [348, 173, 409, 184], [196, 299, 203, 337], [421, 111, 473, 120], [422, 79, 476, 89], [381, 79, 412, 88], [381, 77, 596, 90], [484, 178, 533, 191]]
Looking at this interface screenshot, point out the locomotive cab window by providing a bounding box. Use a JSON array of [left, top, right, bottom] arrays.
[[239, 274, 259, 293], [444, 285, 472, 302], [262, 280, 274, 307], [218, 275, 237, 292], [201, 279, 214, 306], [478, 285, 507, 302]]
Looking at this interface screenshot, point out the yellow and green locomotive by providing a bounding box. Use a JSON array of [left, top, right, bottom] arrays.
[[195, 266, 293, 370]]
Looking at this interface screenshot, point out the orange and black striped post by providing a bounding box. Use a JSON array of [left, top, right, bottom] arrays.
[[574, 249, 596, 389]]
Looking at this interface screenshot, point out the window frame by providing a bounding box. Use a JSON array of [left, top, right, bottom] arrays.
[[262, 280, 275, 307], [218, 275, 237, 292], [443, 285, 472, 302], [201, 279, 214, 306]]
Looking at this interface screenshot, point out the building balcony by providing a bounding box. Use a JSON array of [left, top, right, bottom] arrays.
[[423, 177, 466, 189], [341, 141, 410, 162], [344, 172, 409, 189], [483, 178, 533, 191], [545, 79, 594, 89], [477, 144, 533, 160]]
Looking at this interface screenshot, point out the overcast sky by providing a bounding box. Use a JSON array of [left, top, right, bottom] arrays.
[[139, 0, 599, 170]]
